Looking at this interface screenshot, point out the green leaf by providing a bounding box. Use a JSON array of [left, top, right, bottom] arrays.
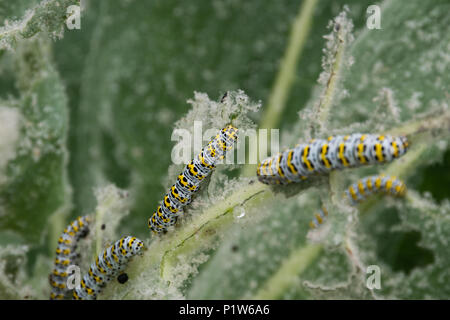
[[182, 0, 450, 300], [0, 37, 70, 243], [332, 0, 450, 128], [0, 0, 80, 51], [0, 0, 449, 300]]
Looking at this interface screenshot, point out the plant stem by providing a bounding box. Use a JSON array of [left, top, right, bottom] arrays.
[[101, 181, 271, 298], [241, 0, 318, 178], [387, 110, 450, 138], [259, 0, 318, 130], [251, 243, 322, 299], [313, 27, 348, 134], [159, 186, 269, 280]]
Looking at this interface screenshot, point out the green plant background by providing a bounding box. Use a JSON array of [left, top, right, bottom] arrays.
[[0, 0, 449, 299]]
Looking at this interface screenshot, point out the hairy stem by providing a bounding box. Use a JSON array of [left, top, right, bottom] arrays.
[[101, 181, 271, 299], [312, 26, 349, 135], [259, 0, 318, 130], [250, 243, 322, 299], [242, 0, 318, 177], [160, 187, 269, 280]]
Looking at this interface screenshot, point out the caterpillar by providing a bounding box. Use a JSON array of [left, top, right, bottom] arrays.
[[73, 236, 144, 300], [148, 124, 239, 233], [49, 216, 91, 300], [309, 207, 328, 229], [257, 134, 409, 185], [344, 174, 406, 205], [308, 176, 406, 230]]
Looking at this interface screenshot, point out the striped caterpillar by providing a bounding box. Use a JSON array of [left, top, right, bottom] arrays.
[[308, 175, 406, 229], [309, 207, 328, 229], [345, 174, 406, 205], [257, 134, 408, 185], [49, 216, 91, 300], [148, 124, 239, 233], [73, 236, 144, 300]]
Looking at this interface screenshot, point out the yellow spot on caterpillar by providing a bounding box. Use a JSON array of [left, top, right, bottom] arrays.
[[127, 239, 133, 248], [338, 143, 349, 166], [287, 151, 298, 175], [276, 155, 284, 178], [357, 143, 367, 164], [386, 177, 394, 191], [392, 141, 399, 157], [358, 181, 366, 195], [321, 144, 331, 168], [267, 160, 273, 176], [349, 186, 358, 200], [375, 143, 384, 162], [375, 176, 382, 189], [314, 213, 323, 224], [302, 145, 313, 171]]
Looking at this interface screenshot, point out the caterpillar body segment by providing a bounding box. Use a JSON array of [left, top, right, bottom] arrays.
[[148, 124, 239, 233]]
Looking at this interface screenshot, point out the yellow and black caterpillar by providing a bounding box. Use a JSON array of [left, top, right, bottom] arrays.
[[309, 207, 328, 229], [73, 236, 144, 300], [49, 216, 91, 300], [257, 134, 408, 185], [148, 124, 239, 233], [309, 175, 406, 229], [344, 174, 406, 205]]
